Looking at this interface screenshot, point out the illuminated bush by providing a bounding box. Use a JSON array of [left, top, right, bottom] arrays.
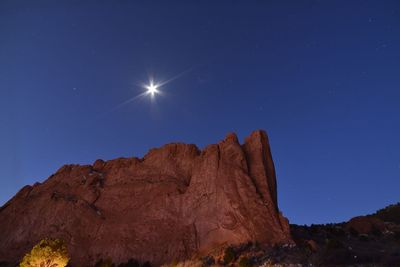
[[19, 239, 69, 267]]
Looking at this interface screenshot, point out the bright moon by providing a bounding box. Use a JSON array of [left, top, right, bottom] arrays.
[[145, 82, 159, 96]]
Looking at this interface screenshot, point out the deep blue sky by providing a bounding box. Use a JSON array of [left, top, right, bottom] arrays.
[[1, 1, 399, 225]]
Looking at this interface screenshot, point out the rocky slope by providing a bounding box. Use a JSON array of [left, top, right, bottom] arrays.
[[158, 204, 399, 267], [190, 203, 400, 267], [0, 130, 292, 266]]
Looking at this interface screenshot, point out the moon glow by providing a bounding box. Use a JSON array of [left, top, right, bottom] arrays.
[[145, 81, 159, 97]]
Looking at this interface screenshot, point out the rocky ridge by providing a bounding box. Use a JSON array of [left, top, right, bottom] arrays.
[[0, 130, 291, 266]]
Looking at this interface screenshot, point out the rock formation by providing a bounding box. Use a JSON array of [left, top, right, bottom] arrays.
[[346, 216, 386, 235], [0, 130, 292, 266]]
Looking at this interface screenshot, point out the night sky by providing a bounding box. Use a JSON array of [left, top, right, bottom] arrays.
[[1, 1, 399, 225]]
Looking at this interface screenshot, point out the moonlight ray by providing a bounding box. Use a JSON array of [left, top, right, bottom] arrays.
[[109, 67, 194, 113], [109, 91, 149, 112], [157, 67, 194, 87]]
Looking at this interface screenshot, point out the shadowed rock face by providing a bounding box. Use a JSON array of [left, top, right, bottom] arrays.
[[0, 130, 292, 266], [346, 216, 386, 235]]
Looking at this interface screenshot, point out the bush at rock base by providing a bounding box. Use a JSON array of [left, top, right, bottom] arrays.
[[19, 239, 69, 267]]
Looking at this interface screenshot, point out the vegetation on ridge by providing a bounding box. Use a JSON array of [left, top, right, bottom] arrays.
[[371, 202, 400, 224]]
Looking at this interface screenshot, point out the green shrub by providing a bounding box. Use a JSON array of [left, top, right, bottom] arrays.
[[19, 238, 69, 267]]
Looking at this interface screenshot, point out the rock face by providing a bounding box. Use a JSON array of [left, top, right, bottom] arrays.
[[0, 130, 292, 266], [346, 216, 386, 235]]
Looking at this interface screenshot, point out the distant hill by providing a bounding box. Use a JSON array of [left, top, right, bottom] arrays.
[[370, 202, 400, 224], [287, 203, 400, 266]]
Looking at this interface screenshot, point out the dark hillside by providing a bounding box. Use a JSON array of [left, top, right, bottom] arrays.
[[371, 203, 400, 224]]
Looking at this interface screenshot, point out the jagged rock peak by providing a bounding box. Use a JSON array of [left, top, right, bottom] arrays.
[[0, 130, 292, 267]]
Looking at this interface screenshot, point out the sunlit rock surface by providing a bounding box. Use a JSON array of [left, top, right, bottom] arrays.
[[0, 130, 291, 266]]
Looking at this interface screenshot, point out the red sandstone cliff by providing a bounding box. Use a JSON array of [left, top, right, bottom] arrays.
[[0, 130, 292, 266]]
